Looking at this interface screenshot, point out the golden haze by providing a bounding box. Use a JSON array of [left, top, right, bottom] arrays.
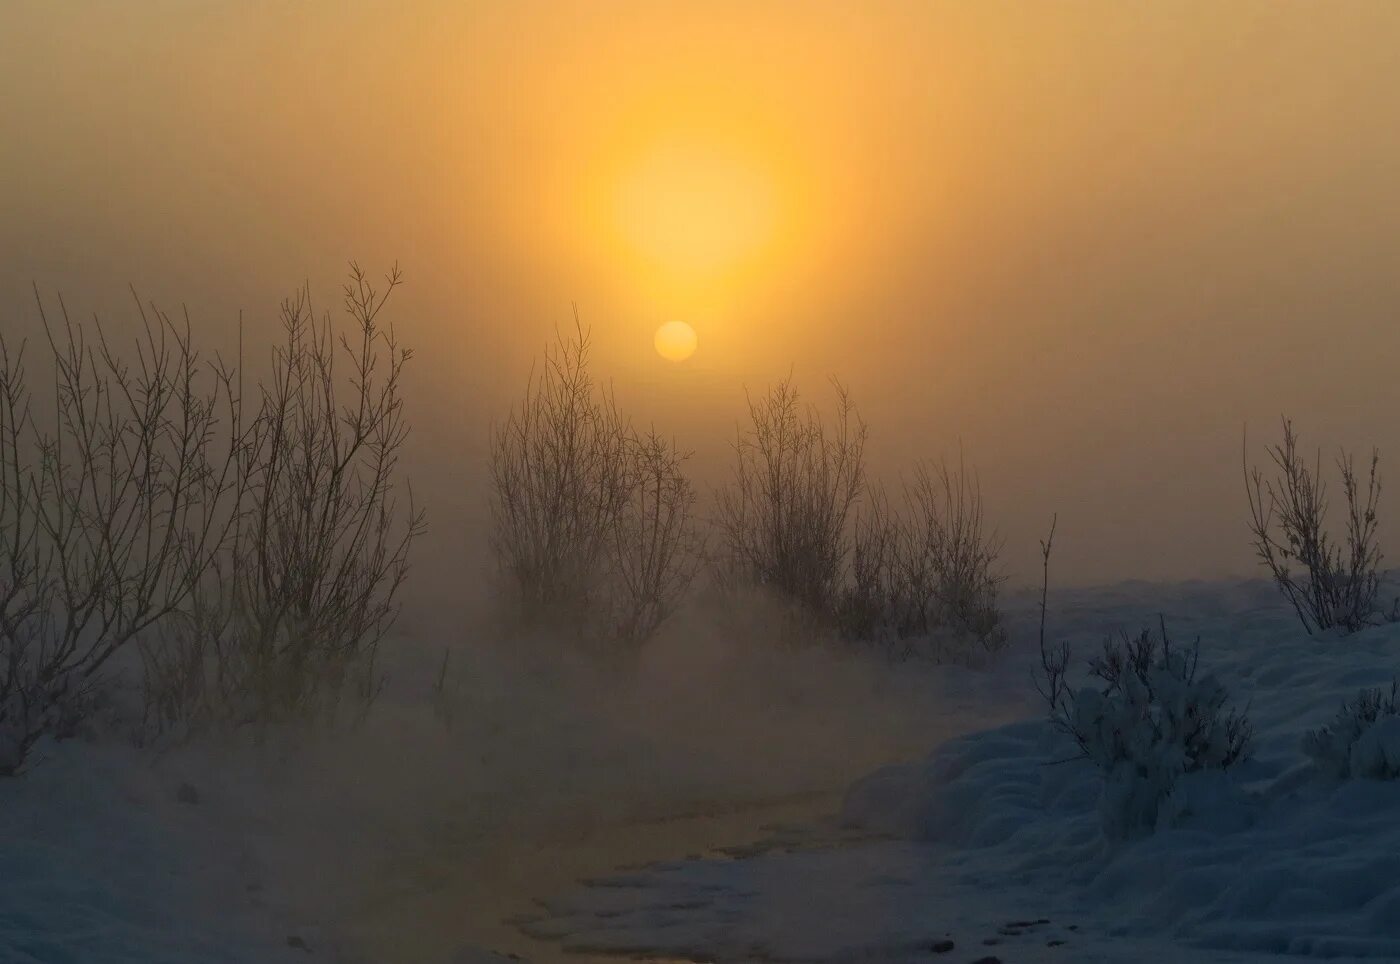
[[5, 2, 1400, 584]]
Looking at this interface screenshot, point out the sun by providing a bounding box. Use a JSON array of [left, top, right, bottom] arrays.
[[654, 320, 698, 362]]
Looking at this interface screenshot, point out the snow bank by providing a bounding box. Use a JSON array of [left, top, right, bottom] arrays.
[[841, 581, 1400, 957], [526, 579, 1400, 961]]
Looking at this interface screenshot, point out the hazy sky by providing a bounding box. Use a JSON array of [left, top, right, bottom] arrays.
[[5, 1, 1400, 586]]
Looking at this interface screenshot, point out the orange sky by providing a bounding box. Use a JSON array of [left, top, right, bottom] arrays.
[[5, 1, 1400, 586]]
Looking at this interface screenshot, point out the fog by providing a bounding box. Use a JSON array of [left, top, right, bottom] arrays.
[[9, 4, 1400, 959], [148, 586, 1032, 961], [8, 3, 1400, 587]]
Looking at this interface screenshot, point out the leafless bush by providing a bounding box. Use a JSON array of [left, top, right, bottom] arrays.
[[607, 429, 699, 647], [716, 377, 866, 623], [901, 460, 1006, 658], [839, 487, 903, 650], [142, 265, 424, 734], [0, 291, 245, 771], [838, 460, 1006, 661], [489, 318, 697, 650], [490, 317, 628, 630], [1245, 418, 1392, 635], [1033, 515, 1071, 716]]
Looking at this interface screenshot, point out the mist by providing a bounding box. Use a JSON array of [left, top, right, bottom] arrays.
[[8, 1, 1400, 588], [7, 4, 1400, 961]]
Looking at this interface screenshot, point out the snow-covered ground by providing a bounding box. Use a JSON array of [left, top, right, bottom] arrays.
[[522, 580, 1400, 962], [6, 578, 1400, 963], [0, 738, 308, 964], [0, 584, 1031, 964]]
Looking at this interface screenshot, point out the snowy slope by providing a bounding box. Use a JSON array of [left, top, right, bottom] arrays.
[[523, 579, 1400, 962], [0, 739, 306, 964], [6, 578, 1399, 963]]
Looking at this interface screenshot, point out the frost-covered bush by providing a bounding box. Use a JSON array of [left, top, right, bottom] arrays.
[[1303, 681, 1400, 779], [1058, 622, 1253, 839]]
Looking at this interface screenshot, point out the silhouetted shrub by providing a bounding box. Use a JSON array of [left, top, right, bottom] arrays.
[[1245, 417, 1394, 634], [488, 318, 697, 650], [607, 428, 700, 646], [0, 291, 246, 770], [839, 461, 1006, 662], [715, 377, 866, 625], [142, 265, 423, 733], [839, 487, 903, 648], [490, 318, 629, 629]]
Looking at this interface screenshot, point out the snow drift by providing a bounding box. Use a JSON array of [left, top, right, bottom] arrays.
[[528, 579, 1400, 962]]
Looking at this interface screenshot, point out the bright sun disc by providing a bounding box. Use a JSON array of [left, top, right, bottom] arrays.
[[654, 320, 698, 361]]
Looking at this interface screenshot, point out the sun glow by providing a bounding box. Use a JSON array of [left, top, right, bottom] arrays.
[[654, 320, 698, 362], [614, 142, 779, 277], [567, 124, 814, 362], [555, 73, 839, 355]]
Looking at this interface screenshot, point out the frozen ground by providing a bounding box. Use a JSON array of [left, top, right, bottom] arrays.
[[522, 580, 1400, 962], [4, 579, 1399, 963]]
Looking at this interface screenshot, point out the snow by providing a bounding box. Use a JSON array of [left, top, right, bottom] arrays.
[[522, 579, 1400, 961], [0, 739, 304, 964], [6, 577, 1400, 962], [1350, 715, 1400, 779]]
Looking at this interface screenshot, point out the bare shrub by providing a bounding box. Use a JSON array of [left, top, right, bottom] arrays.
[[838, 461, 1006, 661], [0, 292, 245, 771], [489, 317, 629, 629], [1033, 514, 1071, 716], [839, 486, 903, 650], [607, 428, 699, 647], [716, 377, 866, 623], [1303, 681, 1400, 779], [899, 460, 1006, 658], [489, 319, 697, 650], [142, 265, 424, 734], [1245, 417, 1392, 634]]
